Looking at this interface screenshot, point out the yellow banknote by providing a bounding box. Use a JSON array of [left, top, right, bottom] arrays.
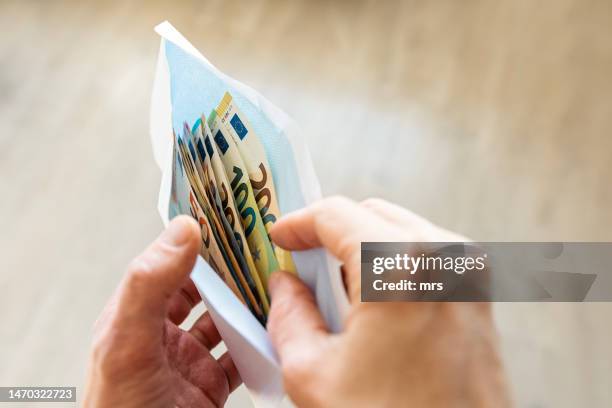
[[208, 110, 280, 290], [195, 118, 271, 312], [172, 134, 245, 305], [216, 92, 296, 273], [192, 119, 270, 313], [177, 131, 264, 320]]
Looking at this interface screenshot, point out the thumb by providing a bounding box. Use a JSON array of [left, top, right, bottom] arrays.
[[115, 216, 201, 328], [267, 272, 329, 364]]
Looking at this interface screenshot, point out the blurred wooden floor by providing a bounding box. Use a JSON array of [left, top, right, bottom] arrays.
[[1, 0, 611, 406]]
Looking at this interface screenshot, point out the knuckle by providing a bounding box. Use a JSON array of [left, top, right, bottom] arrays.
[[335, 234, 361, 264], [317, 193, 359, 222], [126, 240, 181, 282], [125, 256, 156, 291], [319, 195, 352, 211], [126, 257, 153, 280], [360, 197, 388, 209]]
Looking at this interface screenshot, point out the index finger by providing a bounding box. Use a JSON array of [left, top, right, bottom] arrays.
[[270, 196, 407, 294]]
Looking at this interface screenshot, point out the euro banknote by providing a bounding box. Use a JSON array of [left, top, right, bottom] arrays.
[[168, 91, 299, 321], [208, 109, 280, 291], [194, 117, 270, 313], [176, 125, 266, 322], [215, 92, 297, 274], [192, 119, 270, 313], [186, 123, 267, 318], [170, 135, 245, 305]]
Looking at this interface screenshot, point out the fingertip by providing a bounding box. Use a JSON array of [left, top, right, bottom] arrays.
[[129, 218, 199, 292], [169, 215, 201, 251], [268, 221, 282, 244], [271, 209, 314, 251], [185, 217, 203, 251], [173, 215, 201, 237], [270, 211, 299, 244]]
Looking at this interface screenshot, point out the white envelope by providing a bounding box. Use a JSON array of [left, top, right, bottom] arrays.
[[150, 22, 350, 407]]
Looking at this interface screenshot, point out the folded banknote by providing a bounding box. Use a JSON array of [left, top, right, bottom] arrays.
[[150, 22, 349, 406]]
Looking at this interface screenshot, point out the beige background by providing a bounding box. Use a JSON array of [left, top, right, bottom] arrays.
[[1, 0, 611, 406]]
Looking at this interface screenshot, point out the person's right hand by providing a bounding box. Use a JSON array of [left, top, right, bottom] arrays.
[[267, 197, 510, 407]]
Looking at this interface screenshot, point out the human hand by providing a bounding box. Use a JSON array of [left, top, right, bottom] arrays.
[[84, 216, 241, 408], [267, 197, 510, 407]]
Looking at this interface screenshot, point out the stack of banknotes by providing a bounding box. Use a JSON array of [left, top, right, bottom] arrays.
[[171, 91, 296, 325]]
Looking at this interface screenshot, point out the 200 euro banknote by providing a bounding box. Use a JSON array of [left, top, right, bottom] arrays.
[[150, 21, 349, 406]]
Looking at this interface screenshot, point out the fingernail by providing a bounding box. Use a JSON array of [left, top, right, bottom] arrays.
[[269, 226, 283, 246], [162, 216, 193, 247]]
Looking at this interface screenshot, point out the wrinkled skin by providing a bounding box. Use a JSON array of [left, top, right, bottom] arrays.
[[84, 197, 511, 408], [266, 197, 511, 408], [84, 217, 240, 408]]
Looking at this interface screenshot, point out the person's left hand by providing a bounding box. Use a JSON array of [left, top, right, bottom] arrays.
[[84, 216, 241, 408]]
